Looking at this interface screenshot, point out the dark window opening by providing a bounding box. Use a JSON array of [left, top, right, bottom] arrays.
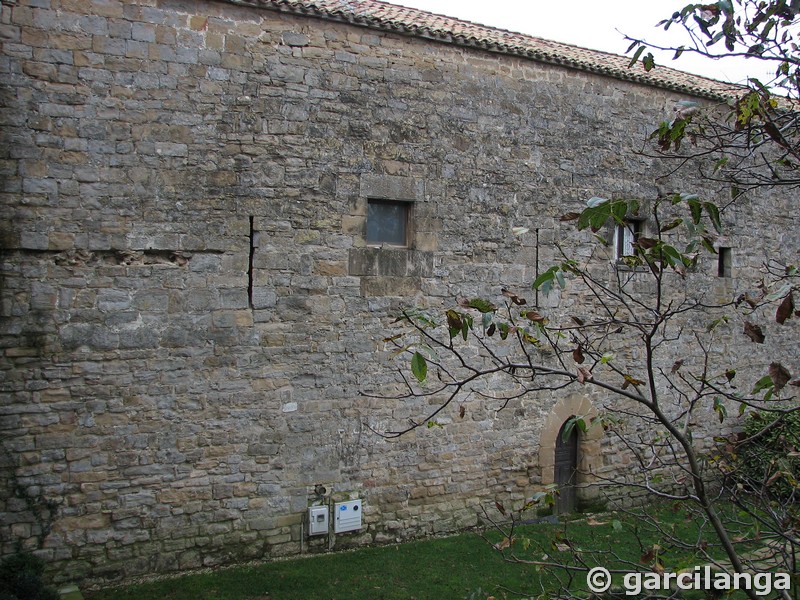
[[718, 247, 732, 278], [367, 199, 410, 247]]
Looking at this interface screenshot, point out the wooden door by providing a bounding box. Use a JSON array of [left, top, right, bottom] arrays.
[[554, 420, 578, 514]]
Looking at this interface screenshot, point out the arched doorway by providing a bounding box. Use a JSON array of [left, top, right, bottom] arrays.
[[554, 419, 578, 514], [538, 394, 603, 513]]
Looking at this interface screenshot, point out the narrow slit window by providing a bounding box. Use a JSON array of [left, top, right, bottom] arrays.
[[366, 199, 410, 247], [248, 216, 255, 308], [718, 247, 732, 278]]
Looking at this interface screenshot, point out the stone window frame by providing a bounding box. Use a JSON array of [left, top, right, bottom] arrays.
[[346, 174, 435, 296], [353, 174, 424, 250]]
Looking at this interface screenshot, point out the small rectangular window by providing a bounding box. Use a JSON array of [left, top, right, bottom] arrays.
[[718, 247, 732, 277], [366, 199, 410, 247], [614, 220, 642, 261]]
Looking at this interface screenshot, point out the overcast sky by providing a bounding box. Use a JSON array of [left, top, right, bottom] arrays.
[[392, 0, 774, 85]]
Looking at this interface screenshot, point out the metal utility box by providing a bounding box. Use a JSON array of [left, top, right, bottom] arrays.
[[333, 499, 362, 533], [308, 506, 329, 536]]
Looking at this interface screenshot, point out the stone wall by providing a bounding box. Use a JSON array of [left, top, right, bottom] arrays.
[[0, 0, 797, 584]]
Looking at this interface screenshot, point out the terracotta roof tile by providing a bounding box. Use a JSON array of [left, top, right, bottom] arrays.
[[229, 0, 746, 99]]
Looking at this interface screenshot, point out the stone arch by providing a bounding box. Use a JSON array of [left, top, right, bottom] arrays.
[[539, 394, 603, 507]]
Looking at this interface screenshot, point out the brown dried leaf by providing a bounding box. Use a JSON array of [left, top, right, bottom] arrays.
[[622, 374, 645, 389], [573, 346, 585, 364], [560, 212, 581, 221], [495, 501, 506, 516], [736, 292, 761, 309], [501, 288, 527, 306], [635, 236, 658, 250], [766, 470, 784, 488], [552, 538, 573, 552], [525, 310, 546, 323], [671, 359, 684, 374], [576, 367, 593, 385], [459, 405, 466, 419], [743, 321, 765, 344], [494, 536, 513, 551], [769, 362, 791, 393], [776, 292, 795, 325]]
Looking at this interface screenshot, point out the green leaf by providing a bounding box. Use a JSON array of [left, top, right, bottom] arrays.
[[642, 52, 655, 71], [688, 198, 703, 224], [586, 196, 609, 208], [555, 269, 566, 290], [611, 200, 628, 224], [752, 375, 775, 400], [467, 298, 497, 313], [660, 218, 683, 233], [498, 322, 510, 340], [713, 157, 729, 173], [628, 45, 645, 68], [533, 266, 562, 295], [706, 317, 727, 332], [704, 202, 722, 233], [411, 351, 427, 383], [713, 397, 727, 423], [561, 419, 576, 442], [765, 283, 792, 302], [660, 244, 684, 267], [612, 520, 623, 532]]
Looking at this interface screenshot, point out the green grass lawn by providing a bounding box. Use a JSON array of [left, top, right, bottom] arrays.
[[86, 504, 762, 600], [87, 531, 544, 600]]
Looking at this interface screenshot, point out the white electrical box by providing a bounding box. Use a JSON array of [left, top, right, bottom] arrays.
[[334, 499, 362, 533], [308, 506, 329, 536]]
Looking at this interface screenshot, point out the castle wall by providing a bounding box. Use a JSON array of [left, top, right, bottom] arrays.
[[0, 0, 796, 583]]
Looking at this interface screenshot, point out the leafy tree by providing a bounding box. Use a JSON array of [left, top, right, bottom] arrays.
[[376, 192, 797, 598], [370, 4, 800, 597], [627, 0, 800, 195]]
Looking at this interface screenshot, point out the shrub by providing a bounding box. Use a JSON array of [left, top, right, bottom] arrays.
[[0, 553, 60, 600], [735, 410, 800, 502]]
